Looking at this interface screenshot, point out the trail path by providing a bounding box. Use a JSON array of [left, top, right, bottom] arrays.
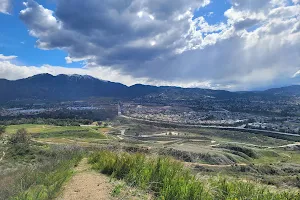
[[0, 151, 5, 162], [56, 158, 114, 200], [185, 161, 247, 168], [278, 142, 300, 148]]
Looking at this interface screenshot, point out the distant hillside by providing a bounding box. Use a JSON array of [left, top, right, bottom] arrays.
[[265, 85, 300, 96], [0, 74, 299, 103], [0, 74, 128, 102]]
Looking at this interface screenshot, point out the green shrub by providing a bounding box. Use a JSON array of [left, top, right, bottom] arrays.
[[12, 156, 81, 200], [9, 128, 30, 145], [0, 145, 84, 200], [111, 184, 124, 197], [0, 125, 6, 136], [89, 151, 208, 199], [89, 151, 300, 200], [8, 128, 32, 157], [218, 144, 258, 158]]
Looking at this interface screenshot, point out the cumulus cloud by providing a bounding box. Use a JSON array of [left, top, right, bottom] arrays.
[[0, 56, 145, 85], [14, 0, 300, 90], [0, 54, 17, 60], [0, 0, 12, 14], [19, 0, 209, 65]]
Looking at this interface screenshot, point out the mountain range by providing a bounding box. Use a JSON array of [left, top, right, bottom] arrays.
[[0, 74, 299, 103]]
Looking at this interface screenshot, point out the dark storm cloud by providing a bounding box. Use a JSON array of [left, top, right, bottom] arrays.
[[20, 0, 208, 66], [233, 18, 261, 30]]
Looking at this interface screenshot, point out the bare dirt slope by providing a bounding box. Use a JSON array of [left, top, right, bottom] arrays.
[[56, 158, 114, 200]]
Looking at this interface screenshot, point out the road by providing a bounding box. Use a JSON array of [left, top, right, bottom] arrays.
[[120, 115, 300, 137]]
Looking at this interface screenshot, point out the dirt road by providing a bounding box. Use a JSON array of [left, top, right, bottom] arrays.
[[56, 158, 114, 200]]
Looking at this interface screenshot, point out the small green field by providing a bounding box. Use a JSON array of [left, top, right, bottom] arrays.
[[6, 124, 107, 139], [6, 124, 58, 134]]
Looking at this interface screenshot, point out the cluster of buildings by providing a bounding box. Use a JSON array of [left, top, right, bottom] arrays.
[[0, 106, 105, 117], [122, 104, 300, 133], [0, 108, 48, 116], [123, 104, 250, 126], [246, 121, 300, 134]]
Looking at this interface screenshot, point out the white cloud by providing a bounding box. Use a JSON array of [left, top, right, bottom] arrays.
[[0, 58, 143, 85], [20, 0, 61, 38], [0, 54, 298, 91], [294, 70, 300, 77], [0, 54, 17, 60], [0, 57, 234, 90], [292, 0, 300, 4], [12, 0, 300, 90], [0, 0, 12, 14]]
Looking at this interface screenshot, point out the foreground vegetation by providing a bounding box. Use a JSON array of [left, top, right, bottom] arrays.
[[1, 145, 83, 200], [89, 151, 300, 200], [0, 127, 84, 200], [2, 120, 300, 200], [13, 155, 81, 200]]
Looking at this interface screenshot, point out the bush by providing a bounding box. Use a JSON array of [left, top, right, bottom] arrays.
[[0, 145, 84, 200], [89, 151, 300, 200], [218, 144, 258, 158], [9, 128, 30, 145], [89, 151, 208, 199], [8, 128, 31, 157], [12, 156, 81, 200], [0, 125, 6, 137]]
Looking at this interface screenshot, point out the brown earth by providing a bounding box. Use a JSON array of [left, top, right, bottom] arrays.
[[56, 158, 114, 200], [56, 158, 152, 200], [184, 161, 247, 168]]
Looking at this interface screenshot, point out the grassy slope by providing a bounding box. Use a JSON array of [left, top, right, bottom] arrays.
[[112, 122, 300, 191], [6, 124, 107, 139], [0, 142, 84, 200], [89, 151, 300, 200], [12, 156, 82, 200]]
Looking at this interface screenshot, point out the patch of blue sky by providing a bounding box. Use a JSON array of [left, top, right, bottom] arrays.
[[0, 0, 82, 68], [193, 0, 231, 24], [284, 0, 296, 6]]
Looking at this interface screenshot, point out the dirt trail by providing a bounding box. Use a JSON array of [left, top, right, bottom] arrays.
[[56, 158, 114, 200], [278, 142, 300, 148], [184, 161, 247, 168], [0, 151, 5, 162]]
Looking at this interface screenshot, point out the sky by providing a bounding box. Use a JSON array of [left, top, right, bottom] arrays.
[[0, 0, 299, 91]]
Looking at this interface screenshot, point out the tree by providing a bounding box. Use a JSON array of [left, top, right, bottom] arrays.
[[0, 125, 6, 137], [8, 128, 31, 156], [9, 128, 30, 145]]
